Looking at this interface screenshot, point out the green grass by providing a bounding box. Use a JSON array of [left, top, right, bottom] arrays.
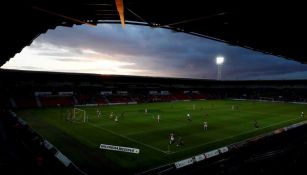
[[16, 100, 307, 174]]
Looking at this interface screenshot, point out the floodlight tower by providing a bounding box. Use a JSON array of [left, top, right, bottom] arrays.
[[216, 56, 224, 80]]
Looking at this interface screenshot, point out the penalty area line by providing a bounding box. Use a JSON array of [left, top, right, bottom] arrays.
[[88, 123, 168, 154]]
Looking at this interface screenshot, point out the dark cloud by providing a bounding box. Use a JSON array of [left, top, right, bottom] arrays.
[[6, 24, 307, 79]]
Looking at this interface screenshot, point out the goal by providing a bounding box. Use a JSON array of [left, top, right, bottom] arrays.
[[71, 108, 87, 123]]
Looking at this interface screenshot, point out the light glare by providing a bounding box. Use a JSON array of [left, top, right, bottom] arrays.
[[216, 56, 224, 65]]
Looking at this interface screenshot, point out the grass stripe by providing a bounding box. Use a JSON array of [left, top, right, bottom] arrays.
[[88, 123, 168, 154], [172, 117, 303, 154]]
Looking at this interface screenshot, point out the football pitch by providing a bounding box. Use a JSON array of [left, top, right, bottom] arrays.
[[16, 100, 307, 174]]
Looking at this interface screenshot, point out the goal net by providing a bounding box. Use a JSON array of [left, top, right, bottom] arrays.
[[69, 108, 87, 123]]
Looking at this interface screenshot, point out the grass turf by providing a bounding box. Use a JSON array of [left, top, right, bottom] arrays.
[[16, 100, 307, 174]]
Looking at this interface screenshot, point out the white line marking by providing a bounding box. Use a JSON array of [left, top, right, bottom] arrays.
[[88, 123, 168, 154], [75, 134, 98, 147]]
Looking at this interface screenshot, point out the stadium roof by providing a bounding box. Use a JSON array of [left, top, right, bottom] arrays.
[[1, 1, 307, 66]]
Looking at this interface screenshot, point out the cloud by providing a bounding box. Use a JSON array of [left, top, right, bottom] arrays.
[[2, 24, 307, 80]]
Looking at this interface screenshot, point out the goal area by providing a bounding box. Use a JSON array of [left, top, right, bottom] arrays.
[[67, 108, 87, 123]]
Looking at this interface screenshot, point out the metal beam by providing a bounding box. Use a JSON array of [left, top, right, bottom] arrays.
[[127, 8, 151, 26], [32, 6, 96, 27], [159, 12, 226, 28], [115, 0, 125, 28]]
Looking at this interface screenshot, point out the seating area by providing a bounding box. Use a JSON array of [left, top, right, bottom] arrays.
[[190, 93, 207, 99], [39, 96, 74, 107], [4, 73, 307, 110], [9, 87, 307, 109], [76, 94, 93, 104], [14, 97, 38, 108], [9, 90, 214, 109], [95, 96, 109, 104], [106, 95, 133, 103], [172, 91, 192, 100]]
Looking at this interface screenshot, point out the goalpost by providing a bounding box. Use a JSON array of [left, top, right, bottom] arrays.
[[71, 108, 87, 123]]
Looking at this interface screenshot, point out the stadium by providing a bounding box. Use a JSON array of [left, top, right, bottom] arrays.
[[1, 1, 307, 175]]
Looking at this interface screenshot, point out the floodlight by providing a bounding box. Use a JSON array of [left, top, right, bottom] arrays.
[[216, 56, 224, 65], [216, 56, 225, 80]]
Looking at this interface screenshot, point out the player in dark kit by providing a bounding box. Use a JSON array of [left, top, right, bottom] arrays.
[[176, 137, 184, 147], [169, 133, 175, 144], [254, 120, 259, 128]]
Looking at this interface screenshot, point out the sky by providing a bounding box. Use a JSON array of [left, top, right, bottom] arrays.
[[2, 24, 307, 80]]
